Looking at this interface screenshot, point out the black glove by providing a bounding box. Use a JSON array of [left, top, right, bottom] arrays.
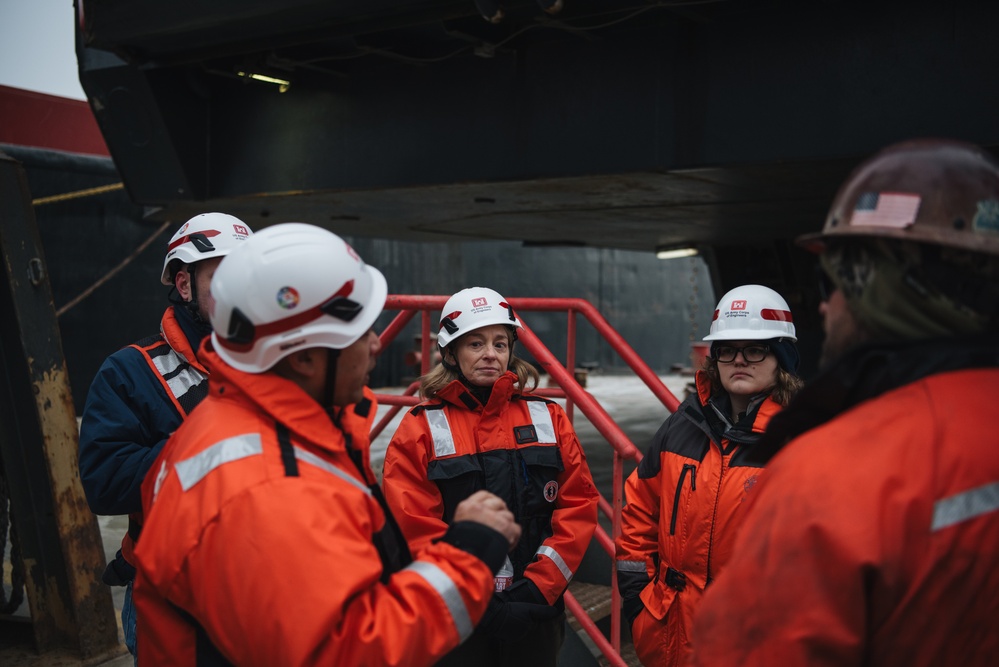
[[101, 549, 136, 587], [622, 593, 644, 627], [478, 579, 561, 642], [617, 567, 649, 628]]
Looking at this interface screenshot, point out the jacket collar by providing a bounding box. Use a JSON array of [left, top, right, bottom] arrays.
[[687, 370, 783, 446], [160, 305, 209, 374], [436, 370, 518, 412], [202, 342, 350, 455], [753, 336, 999, 464]]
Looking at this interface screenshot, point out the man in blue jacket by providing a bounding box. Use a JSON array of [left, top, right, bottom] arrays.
[[78, 212, 252, 659]]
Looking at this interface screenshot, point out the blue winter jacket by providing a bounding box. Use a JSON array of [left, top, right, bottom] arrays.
[[78, 304, 210, 567]]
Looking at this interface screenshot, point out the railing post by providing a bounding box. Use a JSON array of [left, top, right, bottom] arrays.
[[565, 307, 577, 423], [420, 309, 432, 375], [611, 450, 624, 652]]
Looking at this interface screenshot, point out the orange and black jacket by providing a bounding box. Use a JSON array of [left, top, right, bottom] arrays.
[[134, 343, 507, 666], [690, 339, 999, 667], [382, 371, 599, 605], [616, 370, 783, 667], [78, 304, 209, 572]]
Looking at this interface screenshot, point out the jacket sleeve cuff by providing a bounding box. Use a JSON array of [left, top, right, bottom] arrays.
[[438, 521, 508, 574]]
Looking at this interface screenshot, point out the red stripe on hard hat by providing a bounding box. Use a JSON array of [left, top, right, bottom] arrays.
[[761, 308, 793, 322], [168, 229, 222, 251], [217, 280, 355, 353], [711, 309, 720, 321]]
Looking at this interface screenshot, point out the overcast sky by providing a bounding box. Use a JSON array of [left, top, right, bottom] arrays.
[[0, 0, 86, 99]]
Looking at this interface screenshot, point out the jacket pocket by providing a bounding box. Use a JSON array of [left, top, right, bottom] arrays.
[[669, 463, 697, 535], [428, 455, 484, 523], [639, 576, 679, 622], [517, 445, 565, 515]]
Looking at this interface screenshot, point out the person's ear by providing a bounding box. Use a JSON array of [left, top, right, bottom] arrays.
[[174, 266, 193, 301], [284, 348, 323, 379]]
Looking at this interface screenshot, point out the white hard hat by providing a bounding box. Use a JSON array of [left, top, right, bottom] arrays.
[[160, 212, 253, 285], [210, 223, 387, 373], [437, 286, 521, 348], [703, 284, 796, 342]]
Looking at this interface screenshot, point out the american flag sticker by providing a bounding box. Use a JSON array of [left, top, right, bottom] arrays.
[[850, 192, 921, 229]]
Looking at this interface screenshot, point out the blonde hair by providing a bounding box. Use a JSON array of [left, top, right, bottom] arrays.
[[419, 327, 540, 400]]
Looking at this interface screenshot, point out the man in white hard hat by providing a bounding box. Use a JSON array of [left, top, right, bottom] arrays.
[[78, 213, 253, 660], [133, 223, 521, 666]]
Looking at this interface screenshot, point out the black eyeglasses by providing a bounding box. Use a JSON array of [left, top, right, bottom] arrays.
[[713, 344, 770, 363], [816, 264, 837, 302]]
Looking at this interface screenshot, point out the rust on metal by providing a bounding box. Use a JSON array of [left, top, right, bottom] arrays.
[[0, 151, 120, 660]]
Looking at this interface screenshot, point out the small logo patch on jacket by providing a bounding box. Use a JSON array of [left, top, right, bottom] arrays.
[[544, 480, 559, 502], [514, 425, 538, 444]]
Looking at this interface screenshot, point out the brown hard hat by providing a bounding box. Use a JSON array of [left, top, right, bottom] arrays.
[[798, 138, 999, 255]]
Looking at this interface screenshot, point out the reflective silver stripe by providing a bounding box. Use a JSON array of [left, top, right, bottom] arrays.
[[616, 560, 647, 573], [427, 402, 558, 456], [150, 347, 184, 376], [172, 434, 372, 496], [294, 447, 371, 495], [165, 366, 206, 399], [175, 434, 263, 492], [151, 461, 168, 504], [405, 561, 473, 641], [931, 480, 999, 531], [536, 545, 573, 583], [527, 402, 557, 443], [426, 409, 457, 457], [150, 349, 206, 402]]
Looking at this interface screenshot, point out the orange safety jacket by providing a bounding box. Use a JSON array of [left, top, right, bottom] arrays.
[[382, 371, 599, 605], [134, 344, 502, 666], [690, 346, 999, 666], [616, 371, 783, 667]]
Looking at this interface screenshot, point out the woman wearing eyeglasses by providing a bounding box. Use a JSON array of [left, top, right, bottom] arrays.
[[615, 284, 803, 667]]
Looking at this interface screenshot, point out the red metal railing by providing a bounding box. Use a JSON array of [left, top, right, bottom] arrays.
[[374, 295, 680, 665]]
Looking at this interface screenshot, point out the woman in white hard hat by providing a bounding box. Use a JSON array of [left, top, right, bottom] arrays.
[[382, 286, 599, 667], [614, 284, 803, 667]]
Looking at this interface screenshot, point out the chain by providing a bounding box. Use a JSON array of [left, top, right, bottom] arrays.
[[56, 220, 172, 317], [32, 182, 124, 206], [688, 257, 699, 342], [26, 179, 169, 317]]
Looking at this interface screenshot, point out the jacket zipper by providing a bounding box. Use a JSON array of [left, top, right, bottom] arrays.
[[705, 457, 726, 585], [669, 463, 697, 535]]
